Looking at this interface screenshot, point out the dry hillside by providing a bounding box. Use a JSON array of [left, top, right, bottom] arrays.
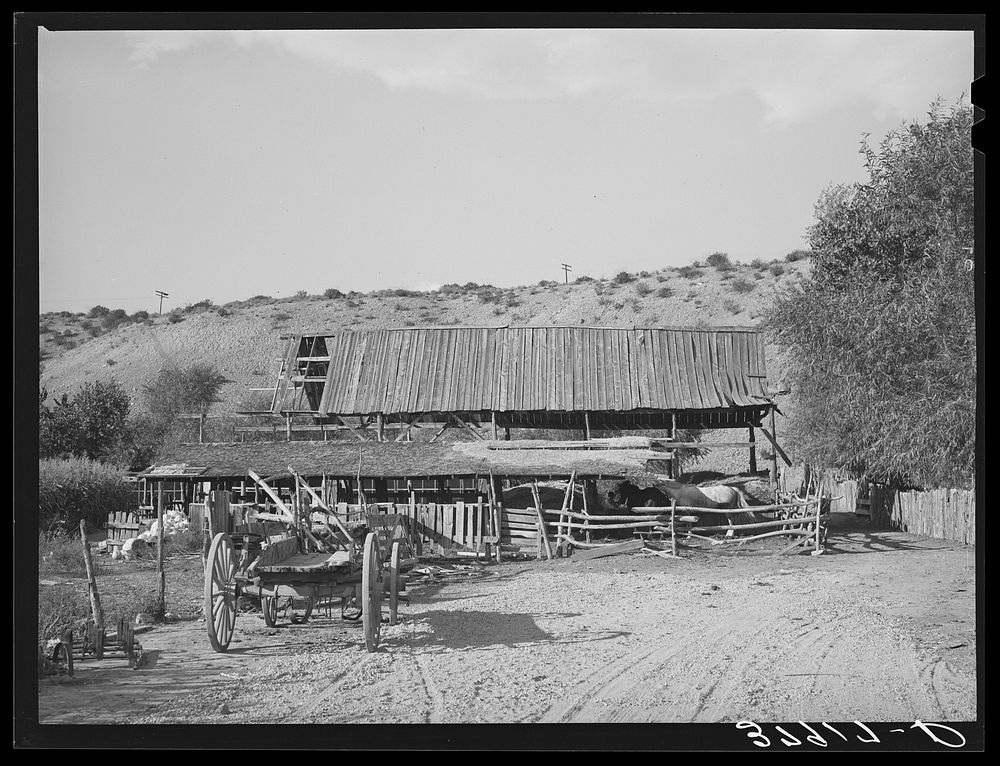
[[39, 255, 810, 474]]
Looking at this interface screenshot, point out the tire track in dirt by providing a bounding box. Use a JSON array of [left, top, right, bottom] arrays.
[[414, 651, 446, 723], [289, 654, 371, 721]]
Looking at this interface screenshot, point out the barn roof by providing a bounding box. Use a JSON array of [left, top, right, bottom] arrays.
[[139, 439, 671, 481], [263, 326, 771, 416]]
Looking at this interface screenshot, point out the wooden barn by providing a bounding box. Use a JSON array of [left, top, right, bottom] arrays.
[[135, 325, 785, 557]]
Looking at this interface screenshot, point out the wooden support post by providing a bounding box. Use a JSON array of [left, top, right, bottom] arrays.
[[530, 481, 554, 560], [769, 407, 779, 488], [79, 519, 104, 636], [199, 414, 205, 444], [492, 411, 499, 440], [670, 499, 677, 557], [285, 413, 292, 441], [584, 412, 591, 441], [557, 471, 577, 557], [157, 482, 165, 615], [669, 411, 679, 479], [504, 427, 510, 442], [748, 426, 757, 474], [377, 413, 384, 442], [582, 479, 592, 544]]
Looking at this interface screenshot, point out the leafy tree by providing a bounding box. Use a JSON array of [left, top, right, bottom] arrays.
[[143, 363, 228, 434], [764, 99, 974, 489], [39, 380, 133, 465]]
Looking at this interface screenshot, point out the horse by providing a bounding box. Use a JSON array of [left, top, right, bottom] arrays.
[[608, 480, 757, 527]]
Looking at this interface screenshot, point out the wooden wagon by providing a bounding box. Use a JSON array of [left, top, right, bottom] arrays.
[[203, 469, 413, 654]]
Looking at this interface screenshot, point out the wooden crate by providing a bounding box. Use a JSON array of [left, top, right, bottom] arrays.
[[104, 512, 145, 548]]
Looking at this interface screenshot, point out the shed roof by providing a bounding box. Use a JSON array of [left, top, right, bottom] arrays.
[[268, 326, 771, 416], [140, 439, 671, 481]]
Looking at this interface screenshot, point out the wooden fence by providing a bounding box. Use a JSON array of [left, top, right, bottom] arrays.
[[869, 486, 975, 545]]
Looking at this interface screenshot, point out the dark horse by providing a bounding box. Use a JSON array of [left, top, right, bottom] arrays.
[[608, 480, 756, 526]]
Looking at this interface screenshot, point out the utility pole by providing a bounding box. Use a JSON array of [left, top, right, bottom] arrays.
[[155, 290, 169, 315], [561, 263, 572, 283]]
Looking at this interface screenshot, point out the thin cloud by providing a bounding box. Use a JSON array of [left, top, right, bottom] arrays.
[[122, 28, 972, 126]]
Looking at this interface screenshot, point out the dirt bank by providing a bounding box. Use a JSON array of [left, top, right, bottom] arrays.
[[36, 514, 977, 730]]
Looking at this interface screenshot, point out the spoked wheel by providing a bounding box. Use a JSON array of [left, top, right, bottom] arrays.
[[388, 540, 402, 626], [204, 533, 238, 652], [261, 596, 278, 627], [362, 532, 384, 652], [289, 598, 315, 625]]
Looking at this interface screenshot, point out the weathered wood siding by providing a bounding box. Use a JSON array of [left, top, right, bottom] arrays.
[[869, 486, 975, 545], [273, 327, 771, 415]]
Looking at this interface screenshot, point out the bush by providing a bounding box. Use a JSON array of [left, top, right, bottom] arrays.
[[323, 288, 344, 299], [730, 278, 755, 293], [785, 249, 810, 262], [131, 310, 149, 322], [38, 457, 132, 534], [677, 265, 703, 279], [750, 258, 766, 268], [769, 263, 786, 277], [574, 275, 594, 283], [168, 313, 183, 323], [634, 282, 653, 297], [657, 286, 674, 298], [87, 305, 110, 319], [722, 299, 741, 314], [613, 271, 636, 284], [765, 100, 974, 488], [272, 313, 291, 323], [706, 252, 731, 269], [184, 299, 214, 313]]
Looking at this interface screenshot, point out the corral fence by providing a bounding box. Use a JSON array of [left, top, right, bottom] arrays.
[[868, 485, 975, 546], [188, 495, 828, 559]]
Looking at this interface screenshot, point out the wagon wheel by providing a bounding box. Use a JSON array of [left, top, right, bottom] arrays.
[[289, 598, 315, 624], [261, 596, 278, 627], [388, 540, 402, 626], [204, 533, 238, 652], [362, 532, 383, 652]]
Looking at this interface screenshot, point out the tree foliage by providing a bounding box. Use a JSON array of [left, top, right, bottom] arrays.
[[39, 380, 134, 466], [764, 99, 975, 489], [143, 363, 229, 434]]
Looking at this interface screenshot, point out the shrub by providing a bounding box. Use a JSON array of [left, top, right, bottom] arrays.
[[750, 258, 766, 268], [272, 313, 291, 322], [295, 290, 308, 299], [613, 271, 636, 284], [634, 282, 653, 297], [574, 275, 594, 283], [537, 280, 557, 288], [168, 313, 183, 323], [184, 299, 214, 314], [79, 319, 92, 330], [768, 263, 786, 277], [216, 306, 230, 317], [323, 288, 344, 299], [785, 249, 810, 262], [765, 100, 974, 489], [722, 299, 741, 314], [38, 457, 132, 534], [657, 286, 674, 298], [131, 310, 149, 322], [730, 278, 755, 293], [62, 329, 77, 337], [677, 265, 703, 279], [87, 305, 110, 319], [706, 252, 731, 268]]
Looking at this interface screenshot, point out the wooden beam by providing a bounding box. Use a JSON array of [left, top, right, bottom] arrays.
[[759, 425, 792, 466]]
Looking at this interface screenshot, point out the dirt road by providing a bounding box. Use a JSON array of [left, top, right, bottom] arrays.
[[36, 515, 977, 728]]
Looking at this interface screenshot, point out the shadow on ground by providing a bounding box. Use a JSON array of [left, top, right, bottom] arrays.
[[390, 609, 630, 651]]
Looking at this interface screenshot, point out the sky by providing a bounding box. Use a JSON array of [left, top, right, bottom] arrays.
[[34, 22, 975, 315]]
